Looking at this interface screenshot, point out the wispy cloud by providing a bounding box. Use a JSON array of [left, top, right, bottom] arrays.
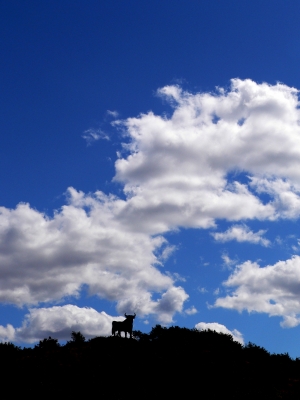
[[107, 110, 119, 118], [198, 287, 208, 294], [82, 128, 109, 145], [166, 271, 186, 283], [212, 224, 270, 247], [159, 244, 176, 261], [221, 253, 238, 268]]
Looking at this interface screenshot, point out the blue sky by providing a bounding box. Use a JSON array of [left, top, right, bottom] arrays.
[[2, 1, 300, 356]]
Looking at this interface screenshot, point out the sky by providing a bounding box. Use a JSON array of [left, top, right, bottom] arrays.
[[2, 1, 300, 356]]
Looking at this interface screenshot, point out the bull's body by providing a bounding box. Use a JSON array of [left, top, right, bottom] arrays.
[[112, 313, 136, 338]]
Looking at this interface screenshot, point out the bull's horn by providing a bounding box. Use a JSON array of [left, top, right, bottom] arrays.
[[124, 313, 127, 317], [134, 313, 136, 317]]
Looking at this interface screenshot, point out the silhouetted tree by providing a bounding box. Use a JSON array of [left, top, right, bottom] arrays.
[[70, 331, 85, 343], [35, 336, 60, 350], [149, 324, 168, 340], [0, 341, 20, 352], [243, 341, 270, 361], [132, 330, 149, 341]]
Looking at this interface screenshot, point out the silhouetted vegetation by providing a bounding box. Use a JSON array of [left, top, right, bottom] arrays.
[[1, 326, 300, 398], [66, 330, 86, 345], [35, 336, 60, 350]]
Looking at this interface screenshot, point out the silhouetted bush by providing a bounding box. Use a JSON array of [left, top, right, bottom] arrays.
[[34, 336, 60, 350], [0, 341, 20, 353], [66, 331, 86, 346], [132, 329, 149, 341]]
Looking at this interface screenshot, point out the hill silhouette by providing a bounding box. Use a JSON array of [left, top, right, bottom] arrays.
[[1, 325, 300, 398]]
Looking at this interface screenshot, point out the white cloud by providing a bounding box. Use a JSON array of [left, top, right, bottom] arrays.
[[0, 188, 187, 323], [114, 79, 300, 235], [107, 110, 119, 118], [198, 287, 208, 294], [3, 78, 300, 328], [215, 255, 300, 328], [0, 324, 15, 343], [159, 244, 176, 261], [212, 224, 270, 247], [82, 128, 109, 145], [250, 177, 300, 219], [221, 253, 238, 268], [152, 286, 189, 323], [0, 305, 126, 343], [185, 306, 197, 315], [167, 272, 186, 282], [195, 322, 244, 344]]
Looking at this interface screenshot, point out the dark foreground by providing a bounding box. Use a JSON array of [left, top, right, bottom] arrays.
[[1, 326, 300, 399]]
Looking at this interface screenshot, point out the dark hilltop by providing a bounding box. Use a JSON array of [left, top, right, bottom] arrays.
[[1, 325, 300, 399]]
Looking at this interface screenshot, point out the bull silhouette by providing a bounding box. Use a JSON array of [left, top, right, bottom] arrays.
[[112, 313, 136, 338]]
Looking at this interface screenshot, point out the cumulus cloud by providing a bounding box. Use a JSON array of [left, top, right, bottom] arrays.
[[82, 128, 109, 145], [185, 306, 197, 315], [153, 286, 189, 323], [0, 297, 205, 342], [215, 255, 300, 328], [0, 188, 187, 323], [0, 324, 15, 343], [0, 305, 125, 343], [114, 79, 300, 234], [3, 78, 300, 327], [250, 177, 300, 219], [195, 322, 244, 344], [212, 224, 270, 247]]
